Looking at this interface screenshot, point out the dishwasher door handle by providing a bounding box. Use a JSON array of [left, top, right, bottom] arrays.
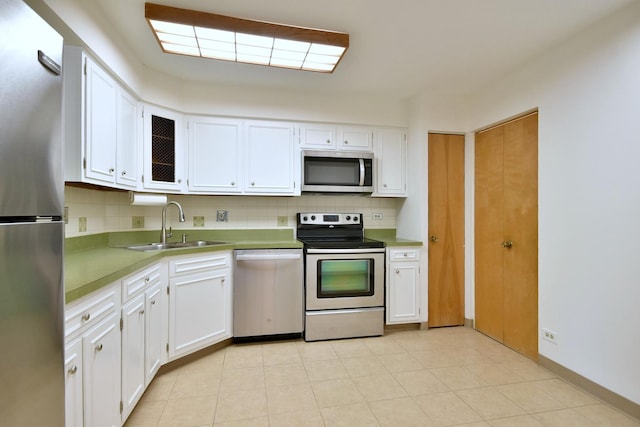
[[235, 253, 302, 261]]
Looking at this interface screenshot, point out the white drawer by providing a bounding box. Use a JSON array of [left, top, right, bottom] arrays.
[[121, 263, 161, 302], [65, 284, 118, 339], [389, 248, 420, 261], [168, 252, 230, 277]]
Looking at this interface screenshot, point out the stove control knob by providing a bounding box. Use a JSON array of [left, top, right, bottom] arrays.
[[345, 215, 351, 221], [311, 215, 316, 220], [354, 217, 359, 222], [302, 216, 308, 221]]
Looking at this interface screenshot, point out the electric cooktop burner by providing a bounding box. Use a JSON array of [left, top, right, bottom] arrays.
[[296, 212, 385, 249]]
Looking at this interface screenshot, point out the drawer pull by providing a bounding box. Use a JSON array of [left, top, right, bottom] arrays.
[[145, 277, 150, 282], [396, 269, 400, 274], [96, 343, 103, 352], [68, 365, 77, 374], [139, 309, 145, 316], [150, 300, 156, 305], [81, 313, 91, 322]]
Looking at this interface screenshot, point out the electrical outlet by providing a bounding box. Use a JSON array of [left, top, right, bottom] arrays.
[[277, 216, 288, 226], [78, 217, 87, 232], [216, 210, 228, 222], [542, 328, 558, 344], [132, 216, 145, 229], [372, 213, 383, 220], [193, 216, 205, 227]]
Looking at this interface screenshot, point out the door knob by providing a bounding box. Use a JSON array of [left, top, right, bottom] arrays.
[[502, 240, 513, 248], [430, 235, 438, 243]]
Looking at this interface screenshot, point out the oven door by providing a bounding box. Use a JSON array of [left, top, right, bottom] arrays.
[[305, 248, 384, 310]]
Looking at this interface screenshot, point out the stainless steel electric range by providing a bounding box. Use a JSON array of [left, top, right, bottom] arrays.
[[297, 213, 385, 341]]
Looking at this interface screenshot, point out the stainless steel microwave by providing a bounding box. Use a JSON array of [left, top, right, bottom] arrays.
[[302, 150, 374, 193]]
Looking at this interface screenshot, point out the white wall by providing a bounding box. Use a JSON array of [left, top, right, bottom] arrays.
[[443, 1, 640, 404]]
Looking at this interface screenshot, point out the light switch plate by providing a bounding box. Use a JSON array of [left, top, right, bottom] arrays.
[[193, 216, 205, 227], [132, 216, 144, 228]]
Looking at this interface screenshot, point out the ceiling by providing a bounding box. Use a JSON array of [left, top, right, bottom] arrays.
[[89, 0, 636, 100]]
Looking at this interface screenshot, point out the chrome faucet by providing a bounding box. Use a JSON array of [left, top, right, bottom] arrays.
[[160, 201, 186, 243]]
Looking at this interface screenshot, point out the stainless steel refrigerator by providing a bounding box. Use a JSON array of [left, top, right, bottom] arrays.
[[0, 0, 65, 425]]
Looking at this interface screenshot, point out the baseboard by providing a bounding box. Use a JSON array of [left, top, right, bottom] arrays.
[[464, 318, 474, 328], [538, 354, 640, 421]]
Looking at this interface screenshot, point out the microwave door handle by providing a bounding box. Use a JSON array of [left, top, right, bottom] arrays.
[[359, 158, 365, 186]]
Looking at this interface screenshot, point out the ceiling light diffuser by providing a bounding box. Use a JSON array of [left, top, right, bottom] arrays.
[[145, 3, 349, 73]]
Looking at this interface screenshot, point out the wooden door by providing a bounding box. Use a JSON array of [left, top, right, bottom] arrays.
[[475, 112, 538, 360], [428, 133, 465, 327]]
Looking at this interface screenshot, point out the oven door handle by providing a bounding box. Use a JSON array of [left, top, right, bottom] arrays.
[[305, 248, 385, 254]]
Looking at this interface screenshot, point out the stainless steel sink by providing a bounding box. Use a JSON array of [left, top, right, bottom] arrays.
[[125, 240, 227, 251]]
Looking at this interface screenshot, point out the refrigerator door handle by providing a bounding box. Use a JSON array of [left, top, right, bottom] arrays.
[[38, 50, 61, 76]]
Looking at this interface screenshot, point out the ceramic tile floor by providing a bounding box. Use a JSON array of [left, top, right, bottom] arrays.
[[124, 327, 640, 427]]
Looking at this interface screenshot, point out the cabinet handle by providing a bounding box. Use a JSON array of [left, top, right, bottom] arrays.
[[96, 343, 103, 352], [326, 139, 331, 144], [151, 299, 156, 305], [68, 365, 78, 374], [139, 309, 145, 315], [221, 278, 225, 284], [81, 313, 91, 322], [344, 140, 349, 144], [144, 277, 150, 282], [121, 170, 127, 176], [109, 168, 114, 174], [383, 184, 388, 188], [251, 182, 255, 186], [502, 240, 513, 249], [430, 236, 438, 243], [178, 179, 182, 183], [231, 181, 235, 186], [395, 269, 400, 274]]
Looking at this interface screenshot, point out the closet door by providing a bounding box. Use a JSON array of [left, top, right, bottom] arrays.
[[475, 112, 538, 360], [428, 133, 465, 327]]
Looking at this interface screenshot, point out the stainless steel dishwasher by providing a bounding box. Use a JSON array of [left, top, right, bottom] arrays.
[[233, 249, 303, 341]]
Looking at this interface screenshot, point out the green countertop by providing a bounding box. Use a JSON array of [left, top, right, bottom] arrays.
[[65, 229, 422, 303]]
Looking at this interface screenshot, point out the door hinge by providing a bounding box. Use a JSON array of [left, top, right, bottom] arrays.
[[141, 174, 144, 183], [141, 105, 144, 119], [166, 343, 169, 353], [120, 401, 123, 414], [82, 158, 86, 170], [120, 317, 123, 331], [167, 285, 170, 295], [83, 60, 87, 76]]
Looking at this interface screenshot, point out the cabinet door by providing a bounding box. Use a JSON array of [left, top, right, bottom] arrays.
[[116, 90, 139, 189], [169, 269, 231, 359], [188, 117, 242, 193], [375, 128, 407, 196], [244, 120, 297, 195], [386, 250, 420, 324], [85, 57, 117, 184], [83, 311, 121, 427], [297, 123, 337, 149], [142, 104, 185, 192], [145, 283, 163, 384], [121, 294, 145, 422], [64, 339, 83, 427], [338, 125, 374, 151]]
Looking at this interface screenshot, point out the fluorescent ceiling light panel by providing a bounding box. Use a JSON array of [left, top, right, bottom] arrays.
[[145, 3, 349, 73]]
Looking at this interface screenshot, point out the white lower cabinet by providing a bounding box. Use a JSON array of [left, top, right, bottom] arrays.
[[386, 247, 421, 324], [168, 252, 233, 360], [64, 339, 83, 427], [83, 311, 122, 427], [145, 282, 164, 384], [121, 294, 145, 422]]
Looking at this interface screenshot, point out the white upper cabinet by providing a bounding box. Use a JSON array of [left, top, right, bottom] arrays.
[[244, 120, 298, 195], [187, 116, 242, 194], [142, 104, 185, 193], [297, 123, 337, 149], [374, 127, 407, 197], [338, 125, 374, 151], [63, 47, 140, 190], [116, 90, 139, 189]]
